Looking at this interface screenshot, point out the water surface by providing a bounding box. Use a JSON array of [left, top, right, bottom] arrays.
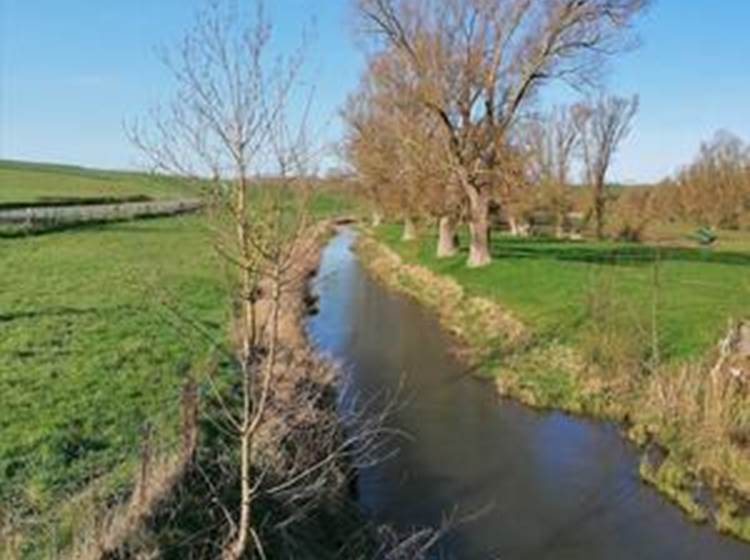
[[307, 229, 750, 560]]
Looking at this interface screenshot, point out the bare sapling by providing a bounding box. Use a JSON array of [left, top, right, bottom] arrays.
[[129, 2, 445, 557], [128, 1, 318, 556]]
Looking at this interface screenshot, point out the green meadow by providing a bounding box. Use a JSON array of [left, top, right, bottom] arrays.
[[0, 215, 227, 518], [0, 162, 355, 552], [376, 224, 750, 361], [0, 160, 198, 204]]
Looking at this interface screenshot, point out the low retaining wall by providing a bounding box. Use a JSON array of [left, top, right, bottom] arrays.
[[0, 199, 203, 225]]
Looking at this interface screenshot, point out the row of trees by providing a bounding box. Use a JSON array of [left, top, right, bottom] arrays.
[[344, 0, 650, 267], [522, 97, 639, 239], [661, 131, 750, 230]]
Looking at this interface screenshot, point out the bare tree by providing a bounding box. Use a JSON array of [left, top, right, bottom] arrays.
[[128, 4, 446, 558], [356, 0, 649, 266], [670, 130, 750, 229], [127, 2, 326, 557], [523, 106, 579, 237], [343, 48, 457, 246], [573, 94, 639, 239]]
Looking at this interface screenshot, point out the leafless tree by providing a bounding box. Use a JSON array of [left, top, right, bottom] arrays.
[[343, 49, 458, 247], [356, 0, 649, 266], [126, 3, 448, 558], [573, 94, 639, 239], [127, 2, 339, 558], [669, 130, 750, 229], [523, 106, 579, 237]]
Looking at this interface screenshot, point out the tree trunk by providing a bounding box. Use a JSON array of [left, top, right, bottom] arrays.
[[228, 421, 252, 560], [467, 193, 491, 267], [594, 182, 606, 239], [436, 216, 458, 258], [594, 198, 605, 240], [402, 216, 417, 241], [371, 209, 383, 227], [555, 212, 565, 239], [226, 176, 254, 560], [508, 215, 520, 237]]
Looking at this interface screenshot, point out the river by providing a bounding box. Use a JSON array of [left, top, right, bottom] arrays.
[[306, 229, 750, 560]]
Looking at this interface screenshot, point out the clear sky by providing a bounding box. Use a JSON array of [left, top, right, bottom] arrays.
[[1, 0, 749, 183]]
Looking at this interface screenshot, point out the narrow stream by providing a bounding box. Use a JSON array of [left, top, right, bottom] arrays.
[[306, 229, 750, 560]]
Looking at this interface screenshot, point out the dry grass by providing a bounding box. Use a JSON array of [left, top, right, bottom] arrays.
[[640, 322, 750, 493]]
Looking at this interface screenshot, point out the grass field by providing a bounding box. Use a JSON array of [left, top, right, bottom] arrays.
[[0, 216, 228, 522], [376, 225, 750, 361], [0, 160, 199, 204], [0, 162, 357, 555]]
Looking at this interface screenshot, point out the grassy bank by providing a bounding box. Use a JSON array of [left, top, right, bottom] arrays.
[[375, 225, 750, 360], [0, 161, 361, 556], [360, 224, 750, 541]]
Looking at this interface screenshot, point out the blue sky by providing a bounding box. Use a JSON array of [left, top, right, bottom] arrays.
[[1, 0, 749, 182]]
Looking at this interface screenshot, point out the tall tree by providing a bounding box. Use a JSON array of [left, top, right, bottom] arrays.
[[523, 106, 579, 237], [671, 131, 750, 229], [574, 94, 639, 239], [130, 3, 367, 558], [357, 0, 649, 266], [343, 49, 456, 244]]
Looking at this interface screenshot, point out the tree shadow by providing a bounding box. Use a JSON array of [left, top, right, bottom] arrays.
[[488, 237, 750, 268], [0, 305, 128, 324]]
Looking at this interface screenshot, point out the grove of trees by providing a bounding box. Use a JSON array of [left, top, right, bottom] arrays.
[[660, 131, 750, 230], [344, 0, 650, 267]]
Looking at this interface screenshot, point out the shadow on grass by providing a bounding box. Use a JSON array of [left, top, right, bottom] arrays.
[[0, 305, 134, 324], [486, 236, 750, 268]]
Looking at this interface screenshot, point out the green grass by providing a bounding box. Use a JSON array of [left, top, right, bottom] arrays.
[[0, 160, 198, 203], [0, 216, 228, 519], [376, 225, 750, 360], [0, 161, 358, 551], [309, 189, 360, 219], [650, 221, 750, 253]]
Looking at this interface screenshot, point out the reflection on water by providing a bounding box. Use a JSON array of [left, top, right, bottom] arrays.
[[307, 229, 750, 560]]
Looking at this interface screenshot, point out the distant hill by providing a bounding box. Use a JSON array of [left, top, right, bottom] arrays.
[[0, 160, 198, 204]]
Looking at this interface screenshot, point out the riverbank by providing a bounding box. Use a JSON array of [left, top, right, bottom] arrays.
[[355, 230, 750, 543], [61, 222, 377, 559], [0, 214, 367, 559]]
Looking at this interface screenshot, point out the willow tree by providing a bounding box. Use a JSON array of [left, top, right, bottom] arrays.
[[574, 94, 639, 239], [523, 106, 579, 237], [357, 0, 649, 267], [672, 131, 750, 229], [343, 49, 458, 247]]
